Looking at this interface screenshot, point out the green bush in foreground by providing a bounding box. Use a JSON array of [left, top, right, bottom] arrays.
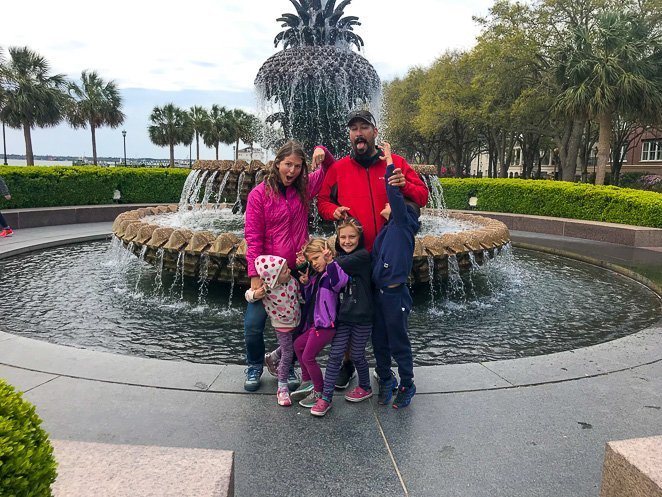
[[0, 166, 189, 208], [0, 379, 57, 497], [440, 178, 662, 228]]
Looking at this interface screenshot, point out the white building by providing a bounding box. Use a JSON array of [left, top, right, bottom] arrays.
[[237, 146, 266, 162]]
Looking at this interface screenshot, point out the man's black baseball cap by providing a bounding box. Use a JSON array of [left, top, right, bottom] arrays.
[[347, 109, 377, 127]]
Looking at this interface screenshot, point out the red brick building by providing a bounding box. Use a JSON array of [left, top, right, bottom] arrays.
[[619, 128, 662, 174]]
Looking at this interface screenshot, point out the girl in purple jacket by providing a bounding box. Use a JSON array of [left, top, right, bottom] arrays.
[[291, 238, 349, 414]]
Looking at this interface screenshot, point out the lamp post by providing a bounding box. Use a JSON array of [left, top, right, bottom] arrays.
[[122, 130, 127, 166]]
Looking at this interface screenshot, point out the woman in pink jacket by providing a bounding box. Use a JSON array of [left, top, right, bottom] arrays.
[[243, 140, 333, 391]]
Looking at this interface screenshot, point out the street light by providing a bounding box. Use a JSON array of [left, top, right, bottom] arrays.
[[122, 130, 127, 166]]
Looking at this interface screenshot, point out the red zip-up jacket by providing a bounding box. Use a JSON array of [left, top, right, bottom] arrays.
[[318, 153, 429, 251]]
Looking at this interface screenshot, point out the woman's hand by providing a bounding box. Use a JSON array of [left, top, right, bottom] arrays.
[[312, 147, 325, 169], [251, 276, 266, 298]]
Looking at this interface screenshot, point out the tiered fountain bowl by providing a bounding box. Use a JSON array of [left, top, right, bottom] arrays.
[[111, 161, 511, 287]]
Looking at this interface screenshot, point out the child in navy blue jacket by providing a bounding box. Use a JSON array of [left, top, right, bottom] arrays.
[[371, 142, 421, 409]]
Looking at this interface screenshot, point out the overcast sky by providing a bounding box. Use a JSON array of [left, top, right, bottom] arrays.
[[2, 0, 493, 161]]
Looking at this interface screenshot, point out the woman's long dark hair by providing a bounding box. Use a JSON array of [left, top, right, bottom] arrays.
[[264, 140, 309, 204]]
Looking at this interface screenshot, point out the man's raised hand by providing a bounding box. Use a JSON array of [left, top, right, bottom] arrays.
[[333, 205, 351, 220]]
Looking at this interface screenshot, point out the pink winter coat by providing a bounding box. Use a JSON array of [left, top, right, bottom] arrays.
[[244, 146, 334, 278]]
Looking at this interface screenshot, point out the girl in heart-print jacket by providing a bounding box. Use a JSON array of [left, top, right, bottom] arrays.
[[245, 254, 303, 406]]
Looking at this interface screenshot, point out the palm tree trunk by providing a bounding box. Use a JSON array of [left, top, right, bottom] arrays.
[[196, 132, 200, 160], [235, 138, 240, 161], [91, 124, 98, 166], [215, 143, 219, 160], [23, 123, 34, 166], [169, 142, 175, 168], [595, 112, 611, 186]]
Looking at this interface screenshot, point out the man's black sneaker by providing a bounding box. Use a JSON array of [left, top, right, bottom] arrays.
[[377, 372, 398, 405], [334, 360, 356, 390], [392, 383, 416, 409]]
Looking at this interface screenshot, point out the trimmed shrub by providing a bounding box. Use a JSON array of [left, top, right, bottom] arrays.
[[440, 178, 662, 228], [0, 166, 190, 208], [0, 378, 57, 497]]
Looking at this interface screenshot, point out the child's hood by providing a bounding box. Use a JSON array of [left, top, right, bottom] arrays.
[[254, 255, 287, 290]]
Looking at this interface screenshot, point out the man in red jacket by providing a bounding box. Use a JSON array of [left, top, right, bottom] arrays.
[[318, 109, 429, 251], [317, 110, 429, 387]]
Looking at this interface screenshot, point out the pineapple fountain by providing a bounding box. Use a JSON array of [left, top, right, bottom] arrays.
[[111, 0, 511, 289]]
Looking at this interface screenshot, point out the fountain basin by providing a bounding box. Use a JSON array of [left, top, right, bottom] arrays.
[[112, 204, 510, 287]]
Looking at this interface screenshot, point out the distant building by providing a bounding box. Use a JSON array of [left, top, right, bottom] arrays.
[[237, 146, 265, 162], [468, 127, 662, 178], [620, 128, 662, 174]]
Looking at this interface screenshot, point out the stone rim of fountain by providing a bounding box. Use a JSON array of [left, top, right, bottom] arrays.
[[111, 162, 511, 286]]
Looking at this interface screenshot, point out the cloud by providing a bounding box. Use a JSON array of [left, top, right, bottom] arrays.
[[2, 0, 491, 91], [2, 0, 494, 159]]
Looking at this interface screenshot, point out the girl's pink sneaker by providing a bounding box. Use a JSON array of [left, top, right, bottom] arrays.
[[310, 398, 332, 417], [277, 387, 292, 406], [344, 386, 373, 402]]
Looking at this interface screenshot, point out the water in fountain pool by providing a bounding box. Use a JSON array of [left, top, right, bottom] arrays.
[[0, 241, 659, 366]]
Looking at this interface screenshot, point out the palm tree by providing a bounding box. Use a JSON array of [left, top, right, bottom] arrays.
[[0, 48, 8, 165], [0, 47, 68, 165], [555, 11, 662, 185], [202, 104, 232, 160], [68, 70, 125, 165], [228, 109, 259, 161], [188, 106, 209, 161], [148, 104, 193, 168]]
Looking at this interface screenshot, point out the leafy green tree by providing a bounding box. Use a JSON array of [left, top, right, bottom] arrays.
[[148, 104, 193, 168], [383, 68, 445, 167], [68, 70, 125, 165], [0, 47, 68, 165], [202, 104, 233, 160], [417, 52, 482, 176], [555, 9, 662, 184], [188, 106, 209, 161]]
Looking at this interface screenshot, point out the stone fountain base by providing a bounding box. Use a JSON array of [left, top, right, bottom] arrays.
[[112, 206, 510, 287]]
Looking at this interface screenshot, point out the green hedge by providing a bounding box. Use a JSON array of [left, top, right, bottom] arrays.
[[0, 166, 189, 208], [0, 378, 57, 497], [440, 178, 662, 228], [2, 168, 661, 228]]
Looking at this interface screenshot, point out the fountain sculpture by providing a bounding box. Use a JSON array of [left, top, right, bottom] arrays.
[[254, 0, 381, 156]]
